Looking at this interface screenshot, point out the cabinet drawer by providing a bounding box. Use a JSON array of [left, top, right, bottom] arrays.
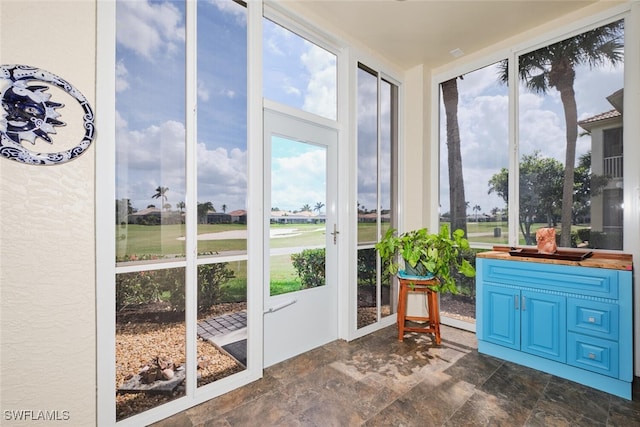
[[482, 259, 618, 298], [568, 298, 618, 340], [568, 332, 619, 378]]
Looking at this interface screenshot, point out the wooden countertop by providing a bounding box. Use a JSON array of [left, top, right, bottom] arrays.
[[478, 246, 633, 271]]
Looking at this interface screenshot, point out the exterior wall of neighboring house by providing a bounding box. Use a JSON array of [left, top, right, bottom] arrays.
[[229, 209, 247, 224], [579, 92, 623, 249], [206, 212, 232, 224]]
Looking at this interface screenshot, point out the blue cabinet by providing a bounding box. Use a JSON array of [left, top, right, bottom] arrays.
[[477, 253, 633, 399], [483, 285, 566, 361]]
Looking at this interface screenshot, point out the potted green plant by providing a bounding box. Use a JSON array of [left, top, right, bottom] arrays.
[[375, 224, 475, 294]]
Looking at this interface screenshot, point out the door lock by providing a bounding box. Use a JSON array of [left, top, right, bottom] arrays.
[[330, 224, 339, 245]]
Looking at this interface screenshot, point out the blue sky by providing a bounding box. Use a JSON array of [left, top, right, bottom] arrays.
[[115, 0, 336, 213]]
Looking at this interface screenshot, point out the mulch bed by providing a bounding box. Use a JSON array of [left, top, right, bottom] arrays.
[[116, 302, 246, 421]]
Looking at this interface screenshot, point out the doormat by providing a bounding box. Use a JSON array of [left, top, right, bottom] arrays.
[[222, 340, 247, 367]]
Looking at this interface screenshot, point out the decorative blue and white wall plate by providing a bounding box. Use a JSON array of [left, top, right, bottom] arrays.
[[0, 64, 95, 165]]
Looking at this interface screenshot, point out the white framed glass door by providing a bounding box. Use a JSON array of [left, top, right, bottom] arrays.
[[263, 108, 338, 367]]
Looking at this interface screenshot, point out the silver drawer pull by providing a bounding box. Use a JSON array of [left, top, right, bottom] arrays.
[[588, 353, 596, 359], [588, 317, 596, 323]]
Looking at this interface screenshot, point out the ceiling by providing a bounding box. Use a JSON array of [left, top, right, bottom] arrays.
[[288, 0, 602, 70]]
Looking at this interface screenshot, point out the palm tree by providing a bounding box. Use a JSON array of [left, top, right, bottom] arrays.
[[314, 202, 325, 214], [301, 203, 312, 212], [473, 204, 481, 222], [441, 77, 468, 238], [221, 204, 227, 213], [176, 201, 185, 213], [197, 201, 214, 224], [152, 186, 169, 211], [499, 20, 623, 246]]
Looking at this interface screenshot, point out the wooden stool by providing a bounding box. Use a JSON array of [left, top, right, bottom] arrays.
[[397, 273, 441, 344]]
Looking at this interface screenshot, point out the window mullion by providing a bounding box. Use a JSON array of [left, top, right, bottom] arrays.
[[184, 0, 198, 398], [508, 52, 519, 247]]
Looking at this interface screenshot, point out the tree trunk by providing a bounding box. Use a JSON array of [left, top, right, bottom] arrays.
[[553, 68, 578, 248], [441, 78, 467, 237]]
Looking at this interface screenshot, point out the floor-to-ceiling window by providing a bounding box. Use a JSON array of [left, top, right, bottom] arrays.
[[438, 62, 509, 326], [437, 16, 626, 329], [112, 0, 249, 422], [517, 19, 624, 251], [356, 63, 398, 330]]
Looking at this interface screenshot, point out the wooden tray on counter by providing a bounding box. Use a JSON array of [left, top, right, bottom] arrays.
[[508, 247, 593, 261]]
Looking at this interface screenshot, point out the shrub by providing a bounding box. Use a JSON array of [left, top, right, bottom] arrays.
[[357, 248, 377, 287], [555, 230, 578, 248], [115, 262, 235, 314], [291, 248, 325, 288], [576, 228, 590, 244], [116, 270, 163, 311], [451, 248, 477, 297], [197, 263, 235, 312]]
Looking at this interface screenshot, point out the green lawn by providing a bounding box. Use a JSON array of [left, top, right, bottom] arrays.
[[117, 220, 590, 302]]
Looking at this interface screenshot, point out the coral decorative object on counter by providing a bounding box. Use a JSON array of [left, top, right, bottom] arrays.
[[536, 227, 557, 254]]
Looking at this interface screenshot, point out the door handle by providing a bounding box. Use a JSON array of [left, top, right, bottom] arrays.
[[264, 298, 297, 314], [330, 223, 339, 245]]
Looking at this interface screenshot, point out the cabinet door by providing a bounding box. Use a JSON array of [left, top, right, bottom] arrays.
[[521, 290, 566, 362], [482, 285, 520, 350]]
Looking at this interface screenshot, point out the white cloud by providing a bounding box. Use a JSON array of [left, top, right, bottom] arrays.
[[284, 82, 301, 97], [272, 148, 326, 211], [198, 80, 210, 102], [301, 42, 337, 120], [115, 110, 247, 211], [116, 0, 185, 60], [209, 0, 247, 27], [115, 59, 130, 92]]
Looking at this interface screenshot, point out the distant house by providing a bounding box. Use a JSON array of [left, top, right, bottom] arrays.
[[270, 209, 325, 224], [128, 207, 161, 225], [357, 211, 391, 223], [206, 212, 232, 224], [578, 88, 623, 250], [229, 209, 247, 224], [128, 207, 182, 225]]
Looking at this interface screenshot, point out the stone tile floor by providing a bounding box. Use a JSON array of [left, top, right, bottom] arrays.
[[152, 324, 640, 426]]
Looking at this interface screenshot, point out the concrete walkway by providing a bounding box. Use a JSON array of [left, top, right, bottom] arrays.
[[197, 310, 247, 349]]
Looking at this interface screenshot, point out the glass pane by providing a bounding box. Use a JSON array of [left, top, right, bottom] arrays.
[[357, 66, 378, 246], [115, 0, 186, 263], [380, 79, 396, 320], [380, 79, 394, 246], [270, 137, 327, 296], [197, 0, 248, 259], [439, 62, 509, 324], [196, 0, 248, 386], [263, 18, 337, 120], [439, 62, 509, 246], [197, 261, 247, 386], [356, 65, 398, 329], [115, 267, 185, 421], [357, 248, 388, 328], [518, 20, 624, 249]]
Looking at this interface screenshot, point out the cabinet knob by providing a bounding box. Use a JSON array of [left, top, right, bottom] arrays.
[[588, 353, 596, 359], [588, 317, 596, 323]]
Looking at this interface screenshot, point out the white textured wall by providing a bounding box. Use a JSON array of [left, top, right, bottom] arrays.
[[0, 1, 97, 426]]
